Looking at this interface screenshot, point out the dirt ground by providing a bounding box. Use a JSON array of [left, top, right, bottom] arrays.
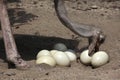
[[0, 0, 120, 80]]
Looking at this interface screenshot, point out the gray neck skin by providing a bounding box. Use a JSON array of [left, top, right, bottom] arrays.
[[54, 0, 102, 38]]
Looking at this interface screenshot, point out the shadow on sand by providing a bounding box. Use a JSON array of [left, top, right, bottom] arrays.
[[0, 34, 80, 61]]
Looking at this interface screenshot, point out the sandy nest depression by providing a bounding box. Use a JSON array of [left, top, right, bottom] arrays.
[[0, 0, 120, 80]]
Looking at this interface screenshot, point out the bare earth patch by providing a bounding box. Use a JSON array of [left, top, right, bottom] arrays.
[[0, 0, 120, 80]]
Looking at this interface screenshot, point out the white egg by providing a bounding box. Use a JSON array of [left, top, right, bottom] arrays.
[[65, 50, 77, 61], [53, 43, 67, 51], [36, 50, 51, 59], [80, 50, 92, 65], [91, 51, 109, 68], [53, 51, 70, 66], [50, 50, 58, 56], [66, 49, 76, 53], [36, 56, 56, 67]]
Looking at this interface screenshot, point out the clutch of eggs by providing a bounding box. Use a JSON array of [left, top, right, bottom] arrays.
[[36, 43, 109, 68], [36, 49, 77, 67]]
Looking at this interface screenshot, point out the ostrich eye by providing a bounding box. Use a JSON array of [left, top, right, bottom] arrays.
[[99, 34, 105, 44]]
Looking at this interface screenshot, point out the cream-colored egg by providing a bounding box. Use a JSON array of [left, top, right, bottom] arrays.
[[80, 50, 92, 65], [53, 51, 70, 66], [53, 43, 67, 51], [50, 50, 58, 56], [36, 56, 56, 67], [65, 50, 77, 61], [36, 50, 51, 59], [91, 51, 109, 68]]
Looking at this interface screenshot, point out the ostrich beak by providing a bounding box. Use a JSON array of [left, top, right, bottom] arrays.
[[88, 33, 105, 56]]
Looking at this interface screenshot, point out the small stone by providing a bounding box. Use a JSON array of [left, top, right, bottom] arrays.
[[91, 5, 99, 9]]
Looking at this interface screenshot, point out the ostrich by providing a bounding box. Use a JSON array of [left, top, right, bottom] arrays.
[[0, 0, 105, 69]]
